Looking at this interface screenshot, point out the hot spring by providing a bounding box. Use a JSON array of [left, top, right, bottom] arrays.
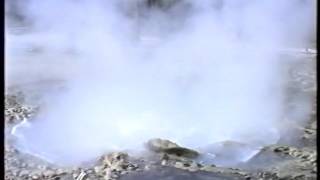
[[5, 0, 316, 167]]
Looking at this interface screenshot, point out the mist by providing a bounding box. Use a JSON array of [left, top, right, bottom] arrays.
[[6, 0, 316, 166]]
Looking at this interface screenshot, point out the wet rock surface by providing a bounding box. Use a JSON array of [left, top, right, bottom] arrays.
[[5, 51, 317, 180]]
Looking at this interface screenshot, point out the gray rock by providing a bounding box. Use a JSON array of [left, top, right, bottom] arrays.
[[146, 138, 199, 158]]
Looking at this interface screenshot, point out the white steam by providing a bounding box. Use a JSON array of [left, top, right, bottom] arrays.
[[6, 0, 315, 165]]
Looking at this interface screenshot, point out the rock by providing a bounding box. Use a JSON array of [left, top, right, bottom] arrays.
[[187, 162, 200, 172], [144, 165, 151, 170], [127, 164, 138, 171], [146, 138, 199, 158], [31, 175, 39, 179], [5, 93, 38, 125], [19, 169, 29, 177], [72, 173, 78, 178], [161, 160, 167, 166], [43, 169, 55, 177], [96, 152, 139, 180], [174, 162, 185, 169], [94, 166, 103, 174], [121, 171, 128, 175], [75, 171, 87, 180], [165, 147, 200, 158], [174, 161, 200, 172], [146, 138, 179, 152], [101, 152, 129, 167]]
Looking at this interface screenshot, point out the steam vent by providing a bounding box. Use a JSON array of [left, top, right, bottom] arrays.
[[5, 0, 317, 179]]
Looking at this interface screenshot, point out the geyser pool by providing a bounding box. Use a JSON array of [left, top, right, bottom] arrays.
[[6, 0, 315, 166]]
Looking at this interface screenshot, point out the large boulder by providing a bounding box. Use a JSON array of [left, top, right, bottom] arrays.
[[146, 138, 199, 158]]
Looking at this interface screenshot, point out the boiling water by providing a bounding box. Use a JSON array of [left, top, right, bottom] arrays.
[[6, 0, 316, 167]]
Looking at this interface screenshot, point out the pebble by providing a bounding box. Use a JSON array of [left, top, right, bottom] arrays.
[[72, 173, 78, 178], [174, 162, 185, 169], [161, 160, 167, 166], [144, 165, 150, 170], [31, 175, 39, 179]]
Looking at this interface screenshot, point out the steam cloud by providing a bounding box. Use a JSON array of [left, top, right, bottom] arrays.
[[6, 0, 316, 166]]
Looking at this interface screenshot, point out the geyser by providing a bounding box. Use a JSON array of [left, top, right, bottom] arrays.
[[6, 0, 315, 166]]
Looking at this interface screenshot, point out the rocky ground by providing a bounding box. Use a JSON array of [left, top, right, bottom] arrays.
[[5, 50, 317, 180]]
